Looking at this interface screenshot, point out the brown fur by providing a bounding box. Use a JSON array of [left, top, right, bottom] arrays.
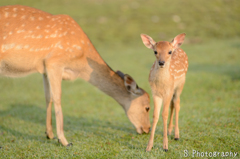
[[0, 5, 151, 146], [141, 33, 188, 151]]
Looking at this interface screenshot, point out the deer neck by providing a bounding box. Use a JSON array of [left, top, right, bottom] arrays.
[[149, 60, 172, 96], [152, 60, 171, 78], [80, 46, 131, 111]]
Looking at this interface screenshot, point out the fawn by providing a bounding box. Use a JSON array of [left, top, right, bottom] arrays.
[[140, 33, 188, 152], [0, 5, 151, 146]]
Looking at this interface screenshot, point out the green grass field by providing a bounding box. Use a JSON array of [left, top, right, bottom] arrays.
[[0, 0, 239, 158]]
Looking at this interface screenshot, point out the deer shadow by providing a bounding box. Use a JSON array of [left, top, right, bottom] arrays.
[[0, 104, 137, 147]]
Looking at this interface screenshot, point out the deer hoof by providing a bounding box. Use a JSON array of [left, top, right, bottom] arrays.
[[67, 143, 73, 147], [163, 149, 168, 152], [174, 138, 179, 140]]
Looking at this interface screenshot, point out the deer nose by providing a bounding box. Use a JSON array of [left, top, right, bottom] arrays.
[[158, 61, 165, 66]]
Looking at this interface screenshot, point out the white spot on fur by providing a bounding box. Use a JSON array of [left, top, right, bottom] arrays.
[[55, 42, 63, 49], [30, 16, 35, 21], [24, 45, 29, 49], [50, 34, 57, 38], [73, 45, 81, 50], [5, 12, 9, 18], [13, 8, 17, 12], [17, 30, 25, 33], [36, 26, 40, 29], [9, 32, 13, 35], [39, 17, 43, 20], [21, 8, 25, 11], [175, 73, 185, 79], [81, 40, 85, 44], [3, 36, 7, 40], [1, 43, 15, 52], [5, 23, 9, 26], [21, 15, 26, 20], [21, 24, 25, 27], [13, 13, 17, 17], [16, 45, 23, 50], [175, 69, 184, 73]]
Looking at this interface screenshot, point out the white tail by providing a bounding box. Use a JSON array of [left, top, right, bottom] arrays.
[[141, 33, 188, 151], [0, 5, 151, 146]]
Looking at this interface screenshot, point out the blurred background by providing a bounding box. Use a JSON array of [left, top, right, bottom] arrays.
[[1, 0, 239, 46], [0, 0, 239, 158]]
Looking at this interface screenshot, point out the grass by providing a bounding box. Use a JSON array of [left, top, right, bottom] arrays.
[[0, 0, 240, 158]]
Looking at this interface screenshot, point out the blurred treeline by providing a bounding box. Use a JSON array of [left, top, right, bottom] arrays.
[[1, 0, 239, 45]]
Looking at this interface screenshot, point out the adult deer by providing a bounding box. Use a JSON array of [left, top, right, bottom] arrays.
[[0, 5, 151, 146], [140, 33, 188, 152]]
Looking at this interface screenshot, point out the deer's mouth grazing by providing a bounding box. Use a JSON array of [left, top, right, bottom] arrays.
[[136, 127, 150, 134]]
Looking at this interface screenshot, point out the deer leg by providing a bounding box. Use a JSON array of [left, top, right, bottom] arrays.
[[174, 97, 180, 140], [174, 83, 185, 140], [168, 99, 174, 136], [162, 96, 172, 152], [146, 95, 162, 152], [43, 74, 54, 139], [47, 67, 71, 146]]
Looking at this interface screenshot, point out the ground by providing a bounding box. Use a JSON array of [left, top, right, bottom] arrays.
[[0, 0, 239, 158]]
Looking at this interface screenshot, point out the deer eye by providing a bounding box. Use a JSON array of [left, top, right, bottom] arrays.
[[154, 51, 157, 55], [168, 51, 172, 54], [145, 107, 150, 112]]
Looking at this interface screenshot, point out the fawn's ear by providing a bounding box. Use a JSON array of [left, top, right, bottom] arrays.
[[140, 34, 156, 50], [124, 74, 144, 96], [171, 33, 186, 49]]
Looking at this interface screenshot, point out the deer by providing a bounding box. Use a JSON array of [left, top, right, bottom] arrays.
[[0, 5, 151, 146], [140, 33, 188, 152]]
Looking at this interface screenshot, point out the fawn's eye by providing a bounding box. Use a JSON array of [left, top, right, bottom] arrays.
[[154, 51, 157, 55], [145, 107, 150, 112], [168, 51, 172, 54]]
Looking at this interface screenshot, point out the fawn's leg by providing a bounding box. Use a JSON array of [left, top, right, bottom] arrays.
[[146, 95, 162, 152], [43, 74, 54, 139], [162, 96, 172, 152], [173, 80, 185, 140], [174, 96, 180, 140], [173, 83, 185, 140], [168, 99, 174, 136], [47, 67, 71, 146]]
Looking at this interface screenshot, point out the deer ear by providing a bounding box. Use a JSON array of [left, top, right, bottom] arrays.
[[140, 34, 156, 50], [124, 74, 144, 96], [171, 33, 186, 49]]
